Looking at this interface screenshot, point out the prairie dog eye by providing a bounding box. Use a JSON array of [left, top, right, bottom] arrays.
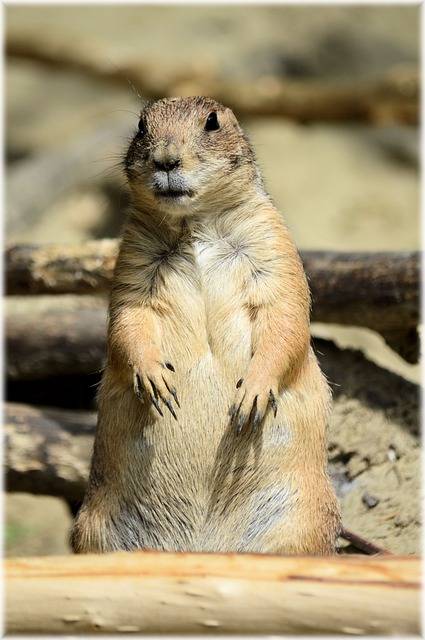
[[205, 112, 220, 131], [138, 118, 146, 135]]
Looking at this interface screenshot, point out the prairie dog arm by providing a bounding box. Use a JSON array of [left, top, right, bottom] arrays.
[[231, 217, 311, 432], [108, 303, 179, 420]]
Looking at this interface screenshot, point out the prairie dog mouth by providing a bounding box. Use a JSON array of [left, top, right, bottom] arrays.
[[155, 187, 195, 200], [151, 171, 196, 201]]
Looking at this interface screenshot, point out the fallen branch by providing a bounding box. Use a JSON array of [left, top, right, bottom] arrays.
[[4, 552, 420, 634], [5, 242, 420, 362], [4, 402, 95, 502], [339, 526, 392, 556], [7, 35, 419, 124]]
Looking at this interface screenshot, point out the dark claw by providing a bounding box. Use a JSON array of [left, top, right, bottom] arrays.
[[236, 378, 243, 389], [163, 376, 180, 409], [171, 388, 180, 408], [165, 361, 175, 372], [135, 373, 143, 401], [148, 378, 158, 398], [230, 404, 238, 423], [165, 399, 178, 421], [149, 394, 164, 417], [252, 410, 261, 431], [269, 389, 278, 417], [237, 413, 246, 435]]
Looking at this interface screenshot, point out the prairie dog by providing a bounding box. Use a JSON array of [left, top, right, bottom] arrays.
[[71, 96, 340, 554]]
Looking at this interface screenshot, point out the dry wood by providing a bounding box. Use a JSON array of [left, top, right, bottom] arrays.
[[6, 239, 118, 296], [6, 304, 107, 379], [4, 402, 95, 502], [339, 526, 392, 556], [302, 250, 420, 364], [7, 35, 419, 124], [4, 552, 420, 635], [5, 241, 420, 363]]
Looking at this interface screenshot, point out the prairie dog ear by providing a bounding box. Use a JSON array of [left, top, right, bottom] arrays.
[[223, 107, 239, 126]]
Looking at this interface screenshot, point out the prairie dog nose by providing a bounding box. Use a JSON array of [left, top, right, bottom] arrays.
[[152, 138, 181, 172]]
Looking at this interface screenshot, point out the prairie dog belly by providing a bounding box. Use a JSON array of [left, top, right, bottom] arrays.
[[117, 243, 256, 513]]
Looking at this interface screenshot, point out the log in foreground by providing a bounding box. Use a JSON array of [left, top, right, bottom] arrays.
[[5, 241, 420, 363], [5, 552, 420, 635]]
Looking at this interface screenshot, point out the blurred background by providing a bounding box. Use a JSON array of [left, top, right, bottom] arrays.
[[5, 4, 420, 556]]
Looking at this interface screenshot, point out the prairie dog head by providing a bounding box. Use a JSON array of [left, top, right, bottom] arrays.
[[124, 96, 261, 218]]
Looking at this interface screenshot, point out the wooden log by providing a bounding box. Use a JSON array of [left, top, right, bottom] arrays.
[[6, 239, 118, 296], [6, 305, 107, 379], [4, 552, 420, 635], [4, 402, 95, 502], [302, 250, 420, 364], [5, 242, 420, 363], [6, 35, 419, 124]]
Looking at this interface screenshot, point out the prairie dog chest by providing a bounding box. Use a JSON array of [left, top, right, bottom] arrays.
[[190, 229, 273, 359], [193, 232, 260, 309]]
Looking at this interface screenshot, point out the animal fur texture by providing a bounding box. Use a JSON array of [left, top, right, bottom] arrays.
[[71, 96, 340, 554]]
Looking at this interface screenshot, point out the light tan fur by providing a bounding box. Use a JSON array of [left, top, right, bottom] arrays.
[[71, 96, 340, 554]]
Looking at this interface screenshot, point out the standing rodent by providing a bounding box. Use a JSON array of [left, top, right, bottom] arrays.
[[71, 96, 340, 554]]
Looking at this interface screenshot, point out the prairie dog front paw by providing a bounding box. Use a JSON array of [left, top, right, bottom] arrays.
[[132, 352, 180, 420], [229, 373, 278, 435]]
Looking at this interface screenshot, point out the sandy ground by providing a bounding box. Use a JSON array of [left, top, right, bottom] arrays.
[[5, 4, 420, 557]]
